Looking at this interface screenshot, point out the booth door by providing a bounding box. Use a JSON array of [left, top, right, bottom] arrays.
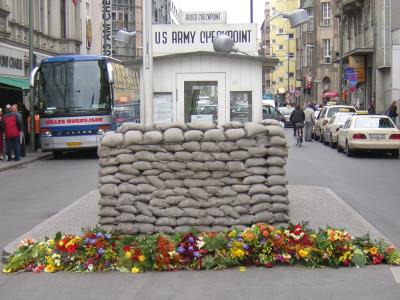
[[176, 73, 226, 126]]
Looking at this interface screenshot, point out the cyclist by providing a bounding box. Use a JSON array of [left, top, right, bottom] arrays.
[[290, 104, 305, 139]]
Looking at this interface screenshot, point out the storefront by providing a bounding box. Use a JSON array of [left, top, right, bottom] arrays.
[[126, 23, 277, 126]]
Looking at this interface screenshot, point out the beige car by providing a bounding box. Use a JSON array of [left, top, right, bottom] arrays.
[[337, 115, 400, 158], [322, 112, 355, 147], [313, 105, 356, 142]]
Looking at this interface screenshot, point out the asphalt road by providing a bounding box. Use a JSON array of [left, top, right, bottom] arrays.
[[0, 151, 99, 252], [285, 130, 400, 247]]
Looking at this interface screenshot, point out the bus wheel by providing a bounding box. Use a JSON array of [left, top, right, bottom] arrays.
[[52, 150, 63, 158]]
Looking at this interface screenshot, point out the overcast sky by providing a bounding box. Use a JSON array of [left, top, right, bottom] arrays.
[[177, 0, 266, 31]]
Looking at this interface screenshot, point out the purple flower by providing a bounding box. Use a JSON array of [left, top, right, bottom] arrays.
[[237, 238, 243, 242], [243, 244, 249, 250], [188, 237, 195, 244], [96, 232, 104, 239], [89, 239, 96, 245], [227, 242, 232, 248], [188, 246, 194, 252], [260, 239, 266, 245], [177, 246, 185, 254], [97, 248, 105, 255], [194, 251, 201, 258], [274, 234, 281, 240], [104, 233, 111, 240], [84, 238, 91, 244]]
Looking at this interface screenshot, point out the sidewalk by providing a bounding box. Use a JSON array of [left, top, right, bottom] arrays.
[[0, 150, 53, 173]]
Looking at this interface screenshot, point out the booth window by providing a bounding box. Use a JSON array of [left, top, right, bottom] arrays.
[[230, 91, 252, 122], [184, 81, 218, 123]]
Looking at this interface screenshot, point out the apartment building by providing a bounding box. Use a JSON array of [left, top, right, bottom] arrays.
[[0, 0, 100, 110], [262, 0, 298, 105], [296, 0, 339, 104]]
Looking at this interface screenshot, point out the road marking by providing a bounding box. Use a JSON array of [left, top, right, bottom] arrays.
[[391, 267, 400, 284]]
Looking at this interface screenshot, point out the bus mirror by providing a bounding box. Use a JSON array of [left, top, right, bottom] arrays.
[[107, 63, 114, 84], [29, 66, 39, 87]]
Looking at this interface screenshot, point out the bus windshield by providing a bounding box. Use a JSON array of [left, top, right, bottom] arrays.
[[38, 60, 110, 115]]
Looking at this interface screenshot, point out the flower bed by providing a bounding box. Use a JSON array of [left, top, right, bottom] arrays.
[[3, 223, 400, 273]]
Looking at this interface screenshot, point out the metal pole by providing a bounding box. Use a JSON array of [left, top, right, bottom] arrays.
[[338, 0, 344, 103], [29, 0, 35, 151], [287, 35, 290, 100], [143, 0, 153, 125], [250, 0, 253, 23]]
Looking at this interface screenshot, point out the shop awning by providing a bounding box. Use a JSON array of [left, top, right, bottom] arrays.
[[0, 76, 29, 90], [323, 91, 339, 98]]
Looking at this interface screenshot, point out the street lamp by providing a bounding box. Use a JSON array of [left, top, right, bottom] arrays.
[[115, 1, 153, 125]]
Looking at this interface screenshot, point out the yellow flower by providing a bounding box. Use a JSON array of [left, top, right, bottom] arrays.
[[298, 249, 309, 258], [45, 265, 55, 273], [2, 268, 11, 273], [368, 247, 378, 255], [125, 251, 132, 258], [228, 230, 237, 238], [131, 267, 140, 274], [58, 240, 64, 247], [138, 255, 145, 262], [239, 266, 246, 272]]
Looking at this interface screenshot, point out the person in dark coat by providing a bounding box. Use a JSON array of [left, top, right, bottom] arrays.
[[290, 104, 306, 137]]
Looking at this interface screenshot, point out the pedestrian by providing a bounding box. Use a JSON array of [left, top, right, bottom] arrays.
[[1, 104, 22, 161], [386, 101, 398, 125], [290, 104, 305, 137], [304, 104, 315, 142], [367, 102, 376, 114], [27, 109, 41, 151]]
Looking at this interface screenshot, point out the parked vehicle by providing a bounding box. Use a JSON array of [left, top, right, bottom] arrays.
[[313, 105, 356, 142], [262, 105, 286, 126], [337, 114, 400, 158], [278, 106, 295, 127], [322, 112, 355, 147]]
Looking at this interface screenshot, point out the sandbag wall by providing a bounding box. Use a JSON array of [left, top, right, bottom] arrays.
[[98, 121, 289, 235]]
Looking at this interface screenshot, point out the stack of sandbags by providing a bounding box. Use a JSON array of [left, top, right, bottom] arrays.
[[97, 121, 289, 235]]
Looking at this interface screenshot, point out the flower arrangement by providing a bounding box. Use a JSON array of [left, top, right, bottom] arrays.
[[3, 223, 400, 274]]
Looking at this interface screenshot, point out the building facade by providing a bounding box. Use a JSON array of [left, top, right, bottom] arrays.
[[296, 0, 339, 105], [0, 0, 100, 112], [112, 0, 180, 60], [262, 0, 299, 105]]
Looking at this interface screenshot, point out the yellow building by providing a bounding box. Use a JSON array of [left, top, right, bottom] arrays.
[[268, 0, 299, 103]]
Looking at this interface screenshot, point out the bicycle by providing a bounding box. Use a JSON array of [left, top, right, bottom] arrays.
[[295, 122, 304, 147]]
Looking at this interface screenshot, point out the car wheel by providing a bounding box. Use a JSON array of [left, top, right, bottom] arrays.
[[391, 149, 399, 159], [345, 141, 354, 157], [320, 131, 325, 144], [52, 150, 63, 158], [329, 135, 336, 148]]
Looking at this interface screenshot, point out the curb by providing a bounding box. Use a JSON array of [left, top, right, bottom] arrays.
[[0, 152, 53, 173]]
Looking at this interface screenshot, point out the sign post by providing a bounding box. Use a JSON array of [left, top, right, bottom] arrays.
[[102, 0, 112, 56]]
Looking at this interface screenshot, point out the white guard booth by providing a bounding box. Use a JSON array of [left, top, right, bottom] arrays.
[[126, 51, 276, 126], [125, 23, 277, 126]]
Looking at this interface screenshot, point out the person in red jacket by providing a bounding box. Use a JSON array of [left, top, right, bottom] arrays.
[[1, 104, 22, 161]]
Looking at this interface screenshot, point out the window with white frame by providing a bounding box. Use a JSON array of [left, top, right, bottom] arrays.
[[322, 2, 331, 26], [322, 39, 331, 63], [307, 8, 314, 31]]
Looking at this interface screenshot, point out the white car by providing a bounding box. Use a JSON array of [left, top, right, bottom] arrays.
[[337, 114, 400, 158], [314, 105, 356, 141], [322, 112, 355, 147]]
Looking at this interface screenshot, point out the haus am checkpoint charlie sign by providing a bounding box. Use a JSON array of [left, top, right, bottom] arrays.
[[152, 24, 257, 56]]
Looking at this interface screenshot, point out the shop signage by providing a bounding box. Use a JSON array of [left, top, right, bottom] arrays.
[[180, 11, 227, 24], [153, 24, 257, 56], [102, 0, 112, 56], [349, 56, 365, 83], [0, 45, 24, 77]]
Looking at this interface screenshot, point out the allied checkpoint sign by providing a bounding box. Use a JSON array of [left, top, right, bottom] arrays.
[[153, 24, 258, 56]]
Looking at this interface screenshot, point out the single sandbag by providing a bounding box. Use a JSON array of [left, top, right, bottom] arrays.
[[245, 158, 268, 167], [266, 175, 288, 186], [247, 167, 269, 175], [266, 156, 286, 167], [164, 128, 185, 143], [175, 151, 193, 162], [135, 151, 157, 162], [143, 131, 163, 144], [132, 161, 152, 170], [187, 122, 216, 131], [101, 132, 124, 147], [192, 152, 214, 162], [116, 153, 136, 164], [192, 171, 211, 179], [249, 203, 272, 214], [248, 184, 269, 195], [182, 141, 201, 152], [224, 128, 246, 141], [250, 194, 271, 204], [244, 122, 268, 137], [124, 130, 143, 145], [226, 161, 245, 172], [247, 147, 269, 157], [242, 175, 266, 185], [254, 211, 274, 223], [217, 141, 239, 152], [183, 130, 204, 141], [268, 186, 288, 196], [230, 150, 251, 160]]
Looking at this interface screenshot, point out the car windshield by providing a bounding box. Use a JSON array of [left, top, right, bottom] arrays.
[[354, 117, 395, 128], [327, 107, 356, 118]]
